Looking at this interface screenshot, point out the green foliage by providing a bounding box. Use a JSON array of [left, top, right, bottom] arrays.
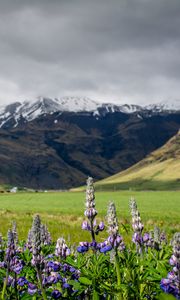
[[0, 190, 179, 299], [65, 245, 173, 299]]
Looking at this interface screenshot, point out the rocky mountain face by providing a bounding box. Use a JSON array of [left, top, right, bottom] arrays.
[[0, 96, 143, 129], [0, 97, 179, 189]]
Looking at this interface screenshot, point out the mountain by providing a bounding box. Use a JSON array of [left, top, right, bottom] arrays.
[[1, 97, 179, 130], [94, 130, 180, 191], [0, 97, 179, 189], [0, 97, 143, 129], [145, 99, 180, 113]]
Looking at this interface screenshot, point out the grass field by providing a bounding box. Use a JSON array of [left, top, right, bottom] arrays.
[[0, 190, 179, 244]]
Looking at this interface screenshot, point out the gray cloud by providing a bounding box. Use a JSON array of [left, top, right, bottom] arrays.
[[0, 0, 180, 105]]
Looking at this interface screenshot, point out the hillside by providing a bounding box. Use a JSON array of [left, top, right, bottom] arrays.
[[95, 130, 180, 191], [0, 97, 179, 189]]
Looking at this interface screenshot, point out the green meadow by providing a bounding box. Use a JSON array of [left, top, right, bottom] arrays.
[[0, 190, 179, 244]]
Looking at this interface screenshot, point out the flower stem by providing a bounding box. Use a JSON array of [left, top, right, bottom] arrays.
[[92, 289, 100, 300], [1, 271, 8, 300], [14, 273, 18, 300], [115, 253, 122, 300], [90, 219, 96, 243], [36, 268, 47, 300]]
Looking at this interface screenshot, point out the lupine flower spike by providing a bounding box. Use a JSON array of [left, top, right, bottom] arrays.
[[78, 177, 104, 252], [12, 221, 18, 247], [31, 215, 47, 300], [130, 197, 144, 254], [100, 202, 125, 254], [84, 177, 97, 242], [161, 232, 180, 299], [31, 215, 43, 270], [41, 224, 52, 246], [104, 201, 124, 298], [1, 230, 16, 299], [55, 237, 70, 259]]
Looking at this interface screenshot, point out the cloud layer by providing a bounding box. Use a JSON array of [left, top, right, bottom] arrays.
[[0, 0, 180, 105]]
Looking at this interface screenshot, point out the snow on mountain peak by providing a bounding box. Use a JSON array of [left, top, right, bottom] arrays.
[[145, 99, 180, 112], [0, 96, 102, 128], [0, 96, 179, 129], [54, 96, 100, 112]]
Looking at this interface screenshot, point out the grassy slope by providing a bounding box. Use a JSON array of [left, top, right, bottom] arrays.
[[95, 130, 180, 191], [0, 190, 179, 242]]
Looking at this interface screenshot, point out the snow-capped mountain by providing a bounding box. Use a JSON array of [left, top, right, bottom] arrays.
[[0, 96, 179, 129], [0, 96, 142, 128], [145, 99, 180, 112], [0, 96, 179, 189]]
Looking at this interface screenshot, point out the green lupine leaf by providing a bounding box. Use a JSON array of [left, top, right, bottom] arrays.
[[79, 276, 92, 285], [159, 293, 177, 300]]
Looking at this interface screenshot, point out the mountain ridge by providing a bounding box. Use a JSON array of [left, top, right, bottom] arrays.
[[0, 97, 179, 189], [0, 106, 179, 189], [0, 97, 179, 129]]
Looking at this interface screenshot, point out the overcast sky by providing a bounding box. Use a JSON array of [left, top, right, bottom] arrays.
[[0, 0, 180, 106]]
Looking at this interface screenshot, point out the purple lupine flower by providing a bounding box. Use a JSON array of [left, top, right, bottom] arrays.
[[84, 177, 97, 220], [4, 229, 20, 283], [89, 241, 97, 248], [28, 283, 38, 295], [77, 245, 88, 253], [95, 222, 105, 235], [144, 231, 154, 249], [97, 241, 108, 250], [100, 245, 112, 253], [46, 272, 61, 284], [51, 290, 62, 299], [105, 202, 125, 252], [143, 228, 167, 252], [161, 232, 180, 299], [69, 266, 76, 273], [7, 275, 15, 287], [17, 277, 28, 287], [55, 237, 70, 259], [0, 262, 6, 268], [160, 278, 176, 294], [62, 263, 69, 272], [81, 220, 91, 231], [153, 226, 161, 250], [84, 208, 97, 219], [143, 232, 153, 251], [63, 282, 71, 289], [130, 198, 144, 254], [6, 229, 16, 263], [41, 224, 52, 245], [99, 221, 105, 231], [10, 257, 24, 274], [79, 178, 105, 252], [79, 241, 89, 247], [31, 215, 44, 270], [143, 233, 150, 242], [160, 231, 167, 244], [132, 232, 143, 244], [77, 241, 89, 252], [12, 221, 18, 247], [47, 261, 61, 272]]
